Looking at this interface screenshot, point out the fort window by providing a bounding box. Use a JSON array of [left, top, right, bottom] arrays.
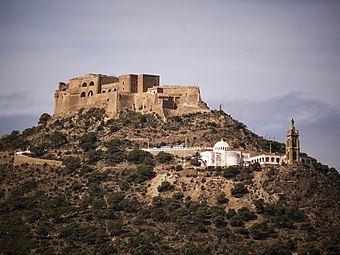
[[89, 81, 94, 86], [82, 82, 87, 87], [102, 90, 106, 93], [271, 157, 275, 162], [88, 91, 93, 97], [108, 89, 111, 92], [114, 88, 117, 91], [276, 158, 280, 163], [81, 92, 86, 97], [266, 157, 269, 162]]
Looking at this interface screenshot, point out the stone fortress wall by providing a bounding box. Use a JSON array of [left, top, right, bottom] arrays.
[[54, 73, 209, 119]]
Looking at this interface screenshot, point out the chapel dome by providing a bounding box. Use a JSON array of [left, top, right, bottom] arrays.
[[213, 139, 230, 152]]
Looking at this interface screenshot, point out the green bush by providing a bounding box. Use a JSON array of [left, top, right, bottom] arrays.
[[222, 166, 241, 178], [31, 144, 46, 157], [120, 198, 141, 213], [156, 151, 173, 163], [127, 149, 154, 165], [11, 180, 37, 197], [231, 183, 248, 198], [85, 149, 102, 164], [63, 157, 81, 173], [105, 151, 126, 165], [48, 131, 67, 148], [263, 242, 291, 255], [172, 192, 184, 200], [79, 132, 97, 151], [157, 181, 174, 192], [216, 192, 229, 204], [108, 219, 125, 236], [253, 199, 265, 214], [133, 164, 156, 183], [250, 222, 277, 240], [237, 207, 257, 221]]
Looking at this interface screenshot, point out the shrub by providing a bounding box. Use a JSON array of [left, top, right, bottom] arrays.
[[31, 144, 46, 157], [250, 162, 262, 172], [48, 131, 67, 148], [264, 242, 291, 255], [120, 198, 141, 213], [108, 219, 124, 236], [230, 217, 245, 227], [175, 165, 183, 171], [231, 183, 248, 198], [108, 192, 125, 211], [85, 149, 102, 164], [127, 150, 154, 165], [222, 166, 240, 178], [11, 180, 37, 197], [216, 192, 229, 204], [157, 181, 174, 192], [172, 192, 184, 200], [237, 207, 257, 221], [110, 125, 120, 133], [212, 215, 226, 228], [79, 132, 97, 151], [105, 151, 126, 165], [250, 222, 277, 240], [63, 157, 81, 173], [253, 199, 265, 214], [134, 164, 156, 183], [156, 151, 173, 163]]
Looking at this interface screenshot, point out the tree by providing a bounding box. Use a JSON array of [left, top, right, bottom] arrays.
[[38, 113, 51, 125]]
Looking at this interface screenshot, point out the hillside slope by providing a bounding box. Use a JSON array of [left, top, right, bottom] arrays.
[[0, 109, 339, 254]]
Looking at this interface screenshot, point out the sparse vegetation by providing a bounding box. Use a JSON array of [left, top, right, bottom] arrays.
[[0, 109, 338, 254]]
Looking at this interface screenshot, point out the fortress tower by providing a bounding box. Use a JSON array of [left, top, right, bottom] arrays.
[[286, 119, 300, 164]]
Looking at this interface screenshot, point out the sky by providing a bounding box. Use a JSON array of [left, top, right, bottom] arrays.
[[0, 0, 339, 170]]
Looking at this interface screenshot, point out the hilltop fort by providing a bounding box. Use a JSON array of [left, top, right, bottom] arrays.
[[54, 73, 209, 119]]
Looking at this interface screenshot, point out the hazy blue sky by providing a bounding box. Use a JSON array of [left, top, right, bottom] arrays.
[[0, 0, 339, 170]]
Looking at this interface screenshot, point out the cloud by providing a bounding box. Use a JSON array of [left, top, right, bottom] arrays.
[[0, 92, 52, 117], [0, 113, 39, 137]]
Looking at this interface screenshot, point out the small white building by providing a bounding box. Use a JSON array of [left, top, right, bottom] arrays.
[[200, 139, 287, 167], [200, 139, 250, 167], [248, 153, 285, 166]]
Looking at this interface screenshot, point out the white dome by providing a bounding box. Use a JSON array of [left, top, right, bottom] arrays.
[[213, 139, 230, 152]]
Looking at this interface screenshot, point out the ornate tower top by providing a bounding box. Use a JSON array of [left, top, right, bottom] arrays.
[[286, 118, 300, 164]]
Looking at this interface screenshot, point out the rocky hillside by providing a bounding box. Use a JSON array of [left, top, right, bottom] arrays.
[[0, 108, 339, 254]]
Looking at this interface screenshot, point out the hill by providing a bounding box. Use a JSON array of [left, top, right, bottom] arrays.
[[0, 109, 339, 254]]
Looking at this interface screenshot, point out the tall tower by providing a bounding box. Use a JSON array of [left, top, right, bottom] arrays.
[[286, 119, 300, 164]]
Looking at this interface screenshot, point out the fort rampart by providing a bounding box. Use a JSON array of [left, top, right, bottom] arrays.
[[54, 73, 208, 119]]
